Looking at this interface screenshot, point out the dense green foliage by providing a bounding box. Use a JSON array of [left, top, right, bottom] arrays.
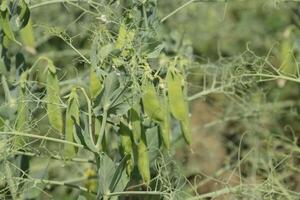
[[1, 0, 300, 199]]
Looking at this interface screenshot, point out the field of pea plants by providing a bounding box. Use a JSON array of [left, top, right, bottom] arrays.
[[1, 0, 300, 199]]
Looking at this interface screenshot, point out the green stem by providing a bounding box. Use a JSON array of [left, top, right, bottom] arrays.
[[107, 191, 169, 197], [13, 151, 96, 164], [241, 73, 300, 84], [187, 185, 241, 200], [13, 177, 95, 194], [160, 0, 195, 23], [29, 0, 79, 9], [1, 131, 83, 148], [160, 0, 225, 23]]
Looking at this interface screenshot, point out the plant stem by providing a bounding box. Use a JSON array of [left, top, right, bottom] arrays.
[[1, 131, 83, 148], [241, 73, 300, 84], [107, 191, 169, 197], [187, 185, 241, 200], [29, 0, 79, 9], [160, 0, 195, 23], [14, 151, 96, 164], [160, 0, 226, 23], [13, 177, 95, 194]]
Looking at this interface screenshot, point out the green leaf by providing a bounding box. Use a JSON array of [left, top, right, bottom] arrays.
[[146, 126, 160, 164], [90, 35, 114, 68], [0, 105, 15, 120], [72, 115, 97, 153], [94, 72, 127, 115], [77, 196, 87, 200], [0, 10, 20, 44], [97, 154, 129, 200], [115, 23, 127, 49], [147, 44, 164, 59], [9, 0, 30, 31], [20, 18, 36, 54]]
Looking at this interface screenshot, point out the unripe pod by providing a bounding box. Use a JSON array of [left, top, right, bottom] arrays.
[[167, 66, 191, 145]]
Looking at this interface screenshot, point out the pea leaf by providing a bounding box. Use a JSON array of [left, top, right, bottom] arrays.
[[90, 35, 114, 68], [72, 115, 98, 153], [94, 72, 129, 115], [9, 0, 30, 32], [147, 44, 164, 59], [0, 10, 20, 44], [97, 154, 129, 200]]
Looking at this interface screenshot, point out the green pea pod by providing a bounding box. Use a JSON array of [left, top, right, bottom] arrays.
[[130, 104, 142, 144], [64, 88, 79, 157], [46, 63, 63, 134], [142, 80, 170, 149], [142, 80, 170, 148], [167, 68, 191, 145], [142, 80, 165, 122], [119, 122, 134, 175], [137, 130, 150, 184], [89, 68, 102, 100]]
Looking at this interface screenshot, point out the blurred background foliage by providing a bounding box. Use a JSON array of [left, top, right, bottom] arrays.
[[159, 0, 300, 198]]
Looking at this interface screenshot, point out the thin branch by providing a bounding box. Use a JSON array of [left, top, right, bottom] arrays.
[[1, 131, 84, 148]]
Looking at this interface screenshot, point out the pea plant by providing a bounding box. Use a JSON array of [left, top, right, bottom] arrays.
[[0, 0, 192, 199]]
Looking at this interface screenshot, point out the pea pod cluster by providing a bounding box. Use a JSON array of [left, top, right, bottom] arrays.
[[142, 80, 170, 149]]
